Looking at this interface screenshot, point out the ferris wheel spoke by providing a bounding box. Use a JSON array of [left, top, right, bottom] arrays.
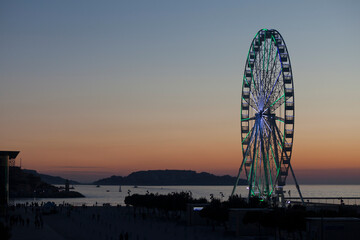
[[252, 145, 259, 191], [263, 93, 285, 113], [266, 133, 277, 189], [262, 36, 274, 99], [263, 66, 279, 107], [270, 98, 286, 112], [269, 142, 279, 171], [263, 33, 267, 70], [243, 74, 262, 111], [259, 38, 266, 94], [246, 70, 257, 94], [261, 41, 270, 99], [274, 117, 285, 124], [241, 116, 256, 121], [259, 125, 270, 193], [261, 117, 272, 134], [266, 36, 274, 73], [242, 124, 255, 144], [256, 43, 263, 86], [254, 50, 264, 96], [250, 93, 261, 111], [267, 46, 279, 88], [275, 126, 284, 145], [264, 69, 282, 107], [273, 124, 287, 164], [271, 128, 281, 170], [264, 57, 281, 99], [274, 123, 292, 161], [241, 86, 260, 112], [242, 124, 258, 160], [253, 74, 261, 97], [243, 95, 260, 112], [262, 122, 270, 138]]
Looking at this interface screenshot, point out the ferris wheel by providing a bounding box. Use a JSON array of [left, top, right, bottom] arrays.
[[231, 29, 303, 202]]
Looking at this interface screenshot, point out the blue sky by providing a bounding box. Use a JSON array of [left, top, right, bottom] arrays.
[[1, 0, 359, 182]]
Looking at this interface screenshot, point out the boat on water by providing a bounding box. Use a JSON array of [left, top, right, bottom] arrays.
[[96, 185, 100, 188], [133, 185, 138, 188]]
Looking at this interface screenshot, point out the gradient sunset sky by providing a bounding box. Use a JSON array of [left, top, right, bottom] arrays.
[[1, 1, 359, 183]]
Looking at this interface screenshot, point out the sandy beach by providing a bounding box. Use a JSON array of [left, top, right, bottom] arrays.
[[7, 204, 238, 240]]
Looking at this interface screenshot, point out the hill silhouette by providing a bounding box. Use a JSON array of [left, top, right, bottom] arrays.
[[9, 167, 84, 198], [93, 170, 246, 186], [22, 169, 79, 185]]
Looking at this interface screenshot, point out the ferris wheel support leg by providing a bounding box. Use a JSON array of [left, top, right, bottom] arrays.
[[248, 123, 259, 201], [289, 163, 305, 206], [231, 161, 245, 197], [231, 125, 257, 197]]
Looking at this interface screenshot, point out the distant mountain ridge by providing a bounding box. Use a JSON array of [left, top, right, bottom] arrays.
[[22, 169, 79, 185], [93, 170, 247, 186]]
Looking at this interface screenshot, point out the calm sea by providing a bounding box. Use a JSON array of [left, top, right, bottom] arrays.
[[12, 185, 360, 206]]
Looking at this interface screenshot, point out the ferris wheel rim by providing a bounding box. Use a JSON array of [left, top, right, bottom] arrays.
[[240, 29, 295, 197]]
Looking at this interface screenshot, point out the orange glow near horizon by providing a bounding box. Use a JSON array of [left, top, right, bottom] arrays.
[[4, 116, 360, 182]]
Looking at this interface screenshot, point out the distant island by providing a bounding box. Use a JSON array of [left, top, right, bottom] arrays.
[[9, 167, 84, 198], [93, 170, 247, 186]]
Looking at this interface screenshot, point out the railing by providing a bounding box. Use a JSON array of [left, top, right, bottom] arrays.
[[286, 197, 360, 206]]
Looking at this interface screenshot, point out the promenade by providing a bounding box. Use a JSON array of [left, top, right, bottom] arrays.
[[7, 205, 237, 240]]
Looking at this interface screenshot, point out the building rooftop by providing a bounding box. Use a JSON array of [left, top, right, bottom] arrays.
[[0, 151, 20, 159]]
